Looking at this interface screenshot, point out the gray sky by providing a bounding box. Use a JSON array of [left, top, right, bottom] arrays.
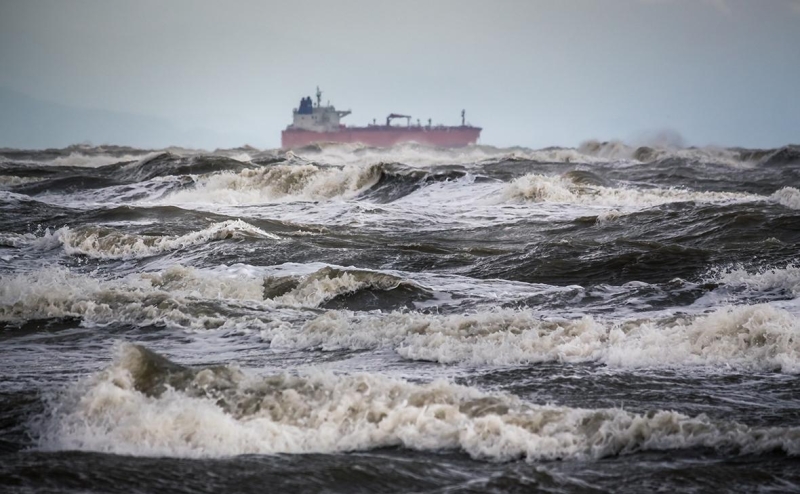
[[1, 0, 799, 149]]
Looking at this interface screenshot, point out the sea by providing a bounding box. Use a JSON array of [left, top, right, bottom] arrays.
[[1, 141, 799, 493]]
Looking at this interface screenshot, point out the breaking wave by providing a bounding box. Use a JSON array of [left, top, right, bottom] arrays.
[[36, 344, 800, 460], [20, 220, 279, 259], [503, 172, 759, 207], [46, 152, 152, 168], [269, 304, 800, 372], [771, 187, 800, 210], [0, 175, 46, 189], [0, 265, 270, 330], [264, 266, 432, 311], [0, 264, 429, 328], [712, 264, 800, 298], [163, 163, 383, 205], [112, 152, 255, 182], [576, 141, 800, 167]]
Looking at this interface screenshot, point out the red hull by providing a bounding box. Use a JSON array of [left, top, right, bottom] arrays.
[[281, 126, 481, 149]]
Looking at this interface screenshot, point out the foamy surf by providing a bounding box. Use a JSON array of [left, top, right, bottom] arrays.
[[772, 186, 800, 210], [17, 219, 279, 259], [0, 265, 272, 330], [0, 264, 429, 327], [162, 163, 383, 205], [3, 140, 799, 492], [267, 303, 800, 372], [0, 175, 46, 188], [503, 173, 759, 207], [36, 344, 800, 460]]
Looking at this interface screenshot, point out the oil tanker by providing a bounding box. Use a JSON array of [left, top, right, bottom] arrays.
[[281, 88, 481, 148]]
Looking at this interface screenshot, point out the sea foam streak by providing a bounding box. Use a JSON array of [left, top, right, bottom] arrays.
[[37, 344, 800, 460]]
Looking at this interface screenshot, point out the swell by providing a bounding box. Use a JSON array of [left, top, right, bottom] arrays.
[[101, 152, 259, 182], [459, 202, 800, 286], [11, 175, 125, 195], [577, 142, 800, 167]]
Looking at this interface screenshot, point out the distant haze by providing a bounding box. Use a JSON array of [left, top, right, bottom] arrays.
[[1, 0, 799, 150]]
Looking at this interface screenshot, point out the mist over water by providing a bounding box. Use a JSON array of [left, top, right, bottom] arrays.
[[2, 141, 800, 493]]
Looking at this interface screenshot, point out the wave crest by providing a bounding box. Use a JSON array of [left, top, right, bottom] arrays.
[[36, 344, 800, 460], [271, 304, 800, 372], [164, 163, 383, 204], [266, 266, 432, 310], [20, 220, 279, 259], [503, 172, 756, 207], [771, 187, 800, 210]]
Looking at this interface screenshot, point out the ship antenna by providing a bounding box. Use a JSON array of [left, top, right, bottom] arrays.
[[316, 86, 322, 107], [461, 109, 465, 126]]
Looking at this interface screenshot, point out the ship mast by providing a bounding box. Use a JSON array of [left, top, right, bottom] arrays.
[[316, 86, 322, 107]]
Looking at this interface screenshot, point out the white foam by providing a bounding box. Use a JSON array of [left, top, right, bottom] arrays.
[[0, 232, 38, 248], [503, 173, 758, 208], [37, 343, 800, 460], [228, 152, 253, 163], [0, 175, 45, 188], [577, 140, 754, 167], [271, 268, 424, 308], [772, 187, 800, 210], [287, 142, 617, 168], [162, 163, 382, 205], [0, 265, 271, 330], [46, 152, 151, 168], [715, 265, 800, 298], [266, 304, 800, 372], [23, 220, 278, 259]]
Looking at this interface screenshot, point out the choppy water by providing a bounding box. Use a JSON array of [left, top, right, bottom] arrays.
[[1, 141, 799, 493]]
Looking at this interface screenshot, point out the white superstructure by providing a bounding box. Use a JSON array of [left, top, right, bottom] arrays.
[[291, 87, 351, 132]]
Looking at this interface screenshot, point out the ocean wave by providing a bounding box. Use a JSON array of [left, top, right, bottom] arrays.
[[503, 172, 758, 207], [0, 265, 271, 330], [0, 263, 431, 329], [759, 145, 800, 167], [771, 187, 800, 210], [46, 152, 151, 168], [19, 220, 278, 259], [265, 266, 432, 311], [713, 264, 800, 298], [269, 304, 800, 372], [0, 231, 37, 248], [113, 152, 255, 182], [36, 344, 800, 460], [577, 139, 769, 167], [0, 175, 46, 189], [163, 163, 383, 205]]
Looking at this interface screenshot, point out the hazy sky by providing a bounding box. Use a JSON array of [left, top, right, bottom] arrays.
[[1, 0, 799, 149]]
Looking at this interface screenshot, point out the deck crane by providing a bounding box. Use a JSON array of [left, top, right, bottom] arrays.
[[386, 113, 412, 126]]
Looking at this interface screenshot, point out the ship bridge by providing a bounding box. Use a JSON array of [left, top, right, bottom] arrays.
[[291, 87, 351, 132]]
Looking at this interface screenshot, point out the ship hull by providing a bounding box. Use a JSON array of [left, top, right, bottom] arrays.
[[281, 126, 481, 149]]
